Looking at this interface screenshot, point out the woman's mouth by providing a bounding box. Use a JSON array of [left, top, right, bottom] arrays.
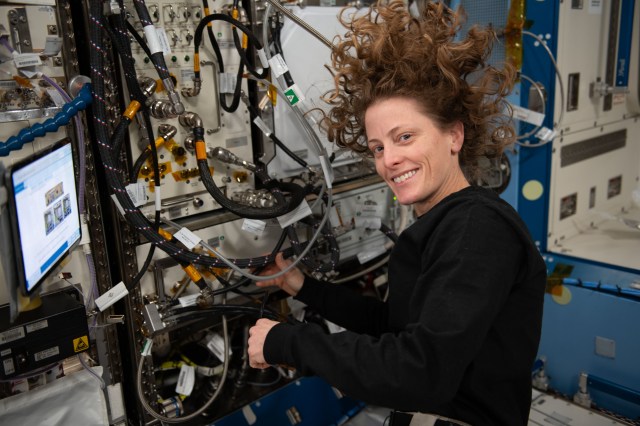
[[392, 170, 417, 184]]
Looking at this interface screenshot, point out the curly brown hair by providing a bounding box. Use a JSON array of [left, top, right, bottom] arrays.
[[322, 0, 515, 181]]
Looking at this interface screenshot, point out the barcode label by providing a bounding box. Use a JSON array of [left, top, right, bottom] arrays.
[[0, 327, 25, 344], [14, 54, 42, 68], [26, 320, 48, 333], [34, 346, 59, 362]]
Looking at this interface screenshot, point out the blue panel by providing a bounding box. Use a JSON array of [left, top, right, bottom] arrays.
[[209, 377, 364, 426], [538, 256, 640, 419], [518, 0, 560, 247]]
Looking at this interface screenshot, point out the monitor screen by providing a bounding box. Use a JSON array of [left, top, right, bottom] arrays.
[[6, 140, 81, 295]]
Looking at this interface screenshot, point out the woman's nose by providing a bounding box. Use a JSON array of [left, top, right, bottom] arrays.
[[382, 145, 402, 168]]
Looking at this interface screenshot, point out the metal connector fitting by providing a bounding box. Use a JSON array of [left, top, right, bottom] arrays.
[[209, 146, 256, 171], [158, 123, 177, 140], [142, 303, 166, 334], [150, 100, 178, 119], [181, 78, 202, 97], [138, 76, 157, 98], [179, 111, 203, 129]]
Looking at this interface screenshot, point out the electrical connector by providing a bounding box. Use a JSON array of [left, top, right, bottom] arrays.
[[95, 282, 129, 312]]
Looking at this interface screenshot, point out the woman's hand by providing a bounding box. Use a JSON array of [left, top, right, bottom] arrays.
[[255, 252, 304, 297], [248, 318, 279, 369]]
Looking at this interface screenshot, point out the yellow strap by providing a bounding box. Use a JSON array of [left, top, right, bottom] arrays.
[[158, 228, 172, 241], [183, 264, 202, 283], [123, 100, 141, 120], [195, 140, 207, 160]]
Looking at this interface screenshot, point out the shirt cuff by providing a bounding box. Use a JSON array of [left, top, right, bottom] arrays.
[[264, 322, 294, 366], [294, 275, 325, 305]]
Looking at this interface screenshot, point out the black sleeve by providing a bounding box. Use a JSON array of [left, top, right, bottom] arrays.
[[294, 276, 389, 336], [263, 206, 526, 412]]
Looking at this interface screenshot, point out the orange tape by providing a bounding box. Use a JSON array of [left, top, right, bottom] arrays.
[[195, 140, 207, 160], [194, 53, 200, 73], [158, 228, 172, 241], [123, 100, 141, 120], [183, 264, 202, 283]]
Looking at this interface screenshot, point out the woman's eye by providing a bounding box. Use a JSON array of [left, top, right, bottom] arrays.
[[371, 145, 383, 154], [399, 133, 411, 142]]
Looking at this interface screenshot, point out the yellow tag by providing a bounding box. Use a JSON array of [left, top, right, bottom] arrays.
[[73, 335, 89, 352]]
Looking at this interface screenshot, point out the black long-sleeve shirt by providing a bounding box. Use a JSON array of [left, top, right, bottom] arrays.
[[264, 186, 546, 425]]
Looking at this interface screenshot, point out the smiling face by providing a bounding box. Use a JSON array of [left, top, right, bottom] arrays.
[[365, 97, 470, 216]]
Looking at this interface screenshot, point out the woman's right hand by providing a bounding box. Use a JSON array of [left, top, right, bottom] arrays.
[[255, 252, 304, 297]]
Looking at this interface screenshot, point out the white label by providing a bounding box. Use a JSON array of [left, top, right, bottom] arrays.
[[26, 320, 48, 334], [257, 48, 269, 69], [206, 332, 229, 362], [277, 199, 312, 228], [14, 53, 42, 68], [242, 219, 266, 236], [535, 126, 557, 142], [253, 116, 272, 137], [267, 54, 288, 78], [355, 216, 381, 230], [143, 25, 162, 55], [588, 0, 602, 14], [175, 364, 195, 396], [0, 327, 25, 344], [3, 358, 15, 376], [43, 36, 63, 56], [219, 73, 237, 94], [181, 68, 195, 82], [0, 80, 18, 89], [34, 346, 60, 362], [46, 88, 67, 107], [359, 202, 383, 217], [1, 349, 11, 357], [126, 182, 147, 207], [156, 28, 172, 55], [174, 227, 201, 250], [511, 104, 545, 127], [612, 93, 626, 105], [357, 245, 387, 264], [178, 293, 199, 307]]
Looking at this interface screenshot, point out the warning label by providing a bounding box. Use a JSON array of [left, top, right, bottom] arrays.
[[73, 336, 89, 353]]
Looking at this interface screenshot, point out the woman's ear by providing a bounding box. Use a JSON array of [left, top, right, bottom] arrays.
[[450, 121, 464, 154]]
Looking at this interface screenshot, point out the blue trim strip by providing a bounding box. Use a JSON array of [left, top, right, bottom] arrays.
[[615, 0, 635, 86], [587, 374, 640, 406]]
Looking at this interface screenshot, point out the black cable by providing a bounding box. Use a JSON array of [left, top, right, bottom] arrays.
[[231, 26, 268, 80], [126, 20, 152, 60], [202, 0, 224, 72]]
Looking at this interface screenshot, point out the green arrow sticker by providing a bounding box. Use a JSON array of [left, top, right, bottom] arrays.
[[284, 87, 300, 106]]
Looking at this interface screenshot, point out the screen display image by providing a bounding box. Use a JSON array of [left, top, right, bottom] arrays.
[[8, 141, 81, 294]]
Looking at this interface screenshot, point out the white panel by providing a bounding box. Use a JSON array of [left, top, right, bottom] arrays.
[[270, 6, 361, 179], [555, 0, 640, 133], [529, 393, 629, 425], [547, 118, 640, 270]]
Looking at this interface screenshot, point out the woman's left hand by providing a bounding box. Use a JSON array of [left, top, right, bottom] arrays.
[[248, 318, 279, 369]]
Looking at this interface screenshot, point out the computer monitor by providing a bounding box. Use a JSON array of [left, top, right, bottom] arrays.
[[4, 139, 81, 295]]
